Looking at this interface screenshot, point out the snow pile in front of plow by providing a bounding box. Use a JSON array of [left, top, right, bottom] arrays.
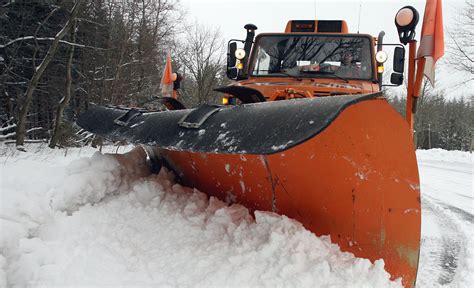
[[0, 145, 401, 287]]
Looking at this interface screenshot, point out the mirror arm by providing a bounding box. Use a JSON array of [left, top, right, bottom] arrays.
[[240, 24, 258, 79], [377, 31, 385, 88]]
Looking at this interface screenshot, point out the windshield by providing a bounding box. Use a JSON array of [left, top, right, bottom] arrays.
[[250, 35, 373, 80]]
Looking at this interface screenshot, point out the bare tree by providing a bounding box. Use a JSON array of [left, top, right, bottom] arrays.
[[2, 0, 185, 147], [92, 0, 183, 105], [177, 23, 226, 106], [49, 21, 77, 148], [15, 0, 83, 150], [446, 0, 473, 82]]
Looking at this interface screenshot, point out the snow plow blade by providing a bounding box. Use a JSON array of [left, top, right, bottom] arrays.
[[77, 93, 420, 286]]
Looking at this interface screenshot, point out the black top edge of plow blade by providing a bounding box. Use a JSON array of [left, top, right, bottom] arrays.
[[76, 92, 382, 155]]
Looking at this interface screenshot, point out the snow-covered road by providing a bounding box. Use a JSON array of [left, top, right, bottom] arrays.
[[416, 150, 473, 287], [0, 145, 472, 287]]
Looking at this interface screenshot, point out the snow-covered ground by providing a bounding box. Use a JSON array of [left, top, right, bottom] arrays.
[[0, 144, 472, 287], [416, 149, 473, 287]]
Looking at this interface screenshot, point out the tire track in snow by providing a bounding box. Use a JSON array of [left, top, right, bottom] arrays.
[[419, 195, 467, 286]]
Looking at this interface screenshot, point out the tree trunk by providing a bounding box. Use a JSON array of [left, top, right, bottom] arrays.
[[49, 21, 76, 148], [15, 0, 82, 149]]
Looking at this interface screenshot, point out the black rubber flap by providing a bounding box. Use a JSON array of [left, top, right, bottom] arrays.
[[178, 104, 221, 128], [77, 93, 381, 155], [214, 86, 266, 103], [159, 97, 186, 110]]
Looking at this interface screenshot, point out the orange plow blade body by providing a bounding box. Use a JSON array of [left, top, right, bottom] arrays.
[[77, 93, 421, 286]]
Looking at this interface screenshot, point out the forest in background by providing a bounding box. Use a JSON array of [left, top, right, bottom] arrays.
[[0, 0, 472, 151]]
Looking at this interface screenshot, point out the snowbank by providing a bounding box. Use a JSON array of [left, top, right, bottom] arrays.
[[0, 144, 401, 287], [417, 148, 473, 164]]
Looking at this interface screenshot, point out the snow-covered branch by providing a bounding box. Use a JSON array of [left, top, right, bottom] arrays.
[[26, 127, 44, 134], [0, 36, 104, 50], [0, 125, 42, 141], [0, 123, 16, 133], [0, 131, 16, 140]]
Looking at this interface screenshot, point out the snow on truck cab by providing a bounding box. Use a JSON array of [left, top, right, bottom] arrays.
[[221, 19, 406, 103]]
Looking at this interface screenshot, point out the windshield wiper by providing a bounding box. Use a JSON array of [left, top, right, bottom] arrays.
[[299, 70, 349, 83], [268, 70, 302, 81]]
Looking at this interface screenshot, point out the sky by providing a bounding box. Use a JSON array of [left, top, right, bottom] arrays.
[[181, 0, 472, 99]]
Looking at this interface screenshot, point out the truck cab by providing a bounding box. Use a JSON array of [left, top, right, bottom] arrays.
[[221, 20, 403, 103]]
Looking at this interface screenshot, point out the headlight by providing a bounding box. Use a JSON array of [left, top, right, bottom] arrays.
[[375, 51, 388, 64], [235, 48, 246, 60]]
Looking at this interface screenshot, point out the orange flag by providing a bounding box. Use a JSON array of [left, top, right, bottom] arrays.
[[416, 0, 444, 86], [160, 54, 174, 97]]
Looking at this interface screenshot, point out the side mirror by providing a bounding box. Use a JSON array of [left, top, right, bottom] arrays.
[[393, 47, 405, 73], [380, 44, 406, 87], [390, 73, 404, 85], [226, 42, 238, 79], [226, 24, 258, 80], [228, 42, 237, 67], [227, 68, 238, 79]]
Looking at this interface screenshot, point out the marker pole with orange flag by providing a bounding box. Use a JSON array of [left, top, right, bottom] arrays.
[[160, 54, 175, 98], [406, 41, 417, 136], [416, 0, 444, 87], [407, 0, 444, 135]]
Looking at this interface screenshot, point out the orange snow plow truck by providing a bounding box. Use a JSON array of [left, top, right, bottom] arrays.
[[78, 5, 443, 287]]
